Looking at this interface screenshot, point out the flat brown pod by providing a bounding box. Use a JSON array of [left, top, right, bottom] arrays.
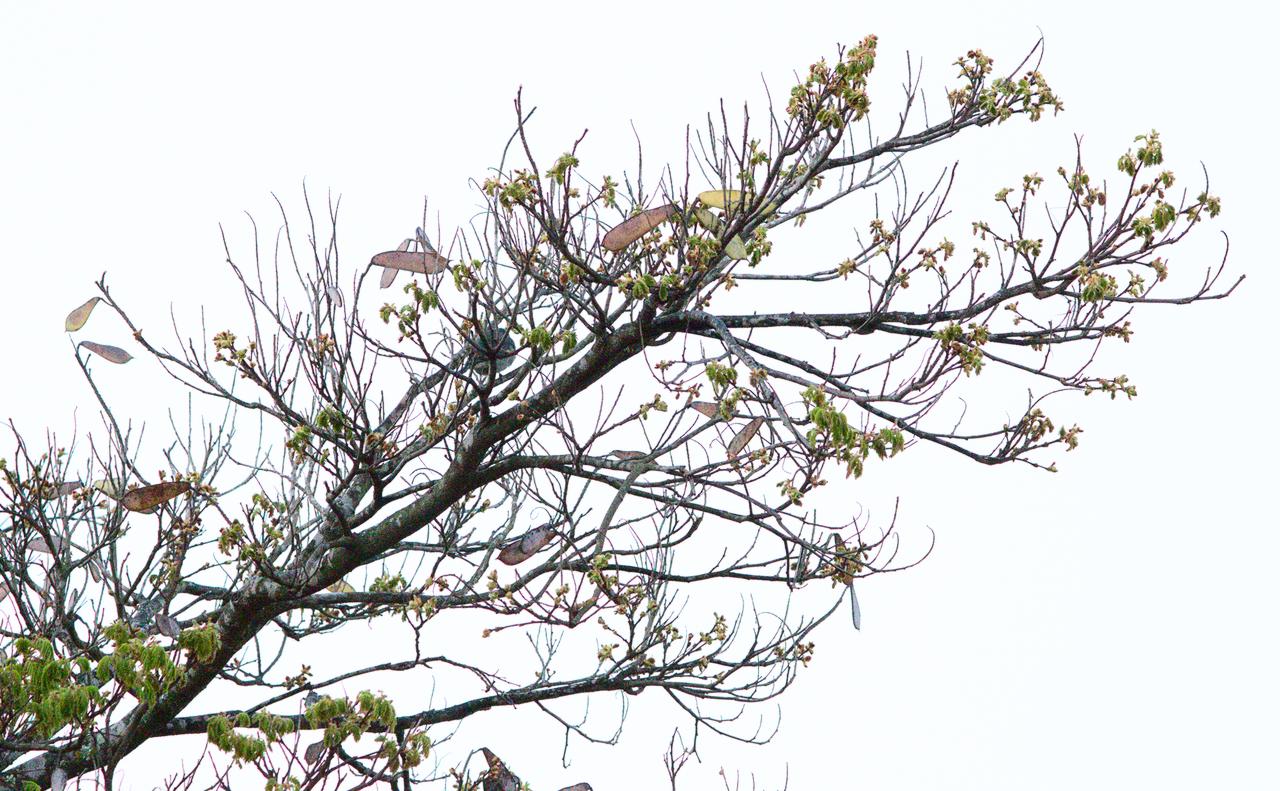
[[690, 401, 719, 418], [155, 614, 181, 638], [609, 450, 647, 460], [380, 266, 399, 288], [557, 785, 594, 791], [602, 204, 676, 252], [87, 559, 102, 583], [80, 341, 132, 364], [120, 481, 191, 512], [304, 740, 326, 765], [65, 297, 101, 331], [40, 480, 83, 500], [371, 249, 449, 274], [498, 525, 554, 565], [727, 417, 765, 459]]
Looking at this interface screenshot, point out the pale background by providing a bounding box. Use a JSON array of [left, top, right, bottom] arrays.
[[1, 2, 1276, 789]]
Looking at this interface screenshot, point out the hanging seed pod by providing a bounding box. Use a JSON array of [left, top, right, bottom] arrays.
[[498, 524, 555, 565], [80, 341, 132, 364], [727, 417, 765, 458], [602, 204, 677, 252], [120, 481, 191, 512], [65, 297, 101, 331]]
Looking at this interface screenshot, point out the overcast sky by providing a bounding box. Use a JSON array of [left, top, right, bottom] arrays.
[[1, 2, 1276, 789]]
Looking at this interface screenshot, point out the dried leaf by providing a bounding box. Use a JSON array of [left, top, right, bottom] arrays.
[[727, 417, 765, 459], [327, 579, 355, 594], [690, 401, 720, 418], [609, 450, 647, 460], [380, 266, 399, 288], [30, 536, 54, 554], [326, 286, 345, 307], [725, 235, 749, 260], [80, 341, 132, 364], [397, 238, 413, 252], [304, 739, 326, 765], [87, 559, 102, 583], [371, 249, 449, 274], [557, 785, 593, 791], [120, 481, 191, 512], [697, 189, 746, 210], [602, 204, 677, 252], [65, 297, 101, 332], [156, 614, 181, 638], [416, 226, 436, 253], [498, 525, 554, 565], [0, 581, 8, 602]]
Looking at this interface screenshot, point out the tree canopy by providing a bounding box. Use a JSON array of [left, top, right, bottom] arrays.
[[0, 37, 1236, 790]]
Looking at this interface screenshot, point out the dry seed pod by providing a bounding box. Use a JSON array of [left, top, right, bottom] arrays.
[[327, 579, 355, 594], [80, 341, 132, 364], [602, 204, 676, 252], [557, 785, 594, 791], [609, 450, 647, 460], [480, 748, 521, 791], [697, 189, 745, 210], [498, 525, 554, 565], [690, 401, 720, 418], [371, 249, 449, 274], [121, 481, 191, 512], [155, 614, 181, 638], [304, 740, 326, 765], [40, 480, 83, 500], [727, 417, 765, 459], [65, 297, 101, 331], [725, 235, 749, 260], [380, 266, 399, 288], [692, 207, 721, 232]]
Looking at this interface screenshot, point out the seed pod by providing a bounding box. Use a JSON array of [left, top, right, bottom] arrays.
[[602, 204, 677, 252], [65, 297, 101, 331], [727, 417, 765, 459], [80, 341, 132, 364], [121, 481, 191, 512]]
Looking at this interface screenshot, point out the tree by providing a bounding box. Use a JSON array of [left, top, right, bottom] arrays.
[[0, 36, 1237, 790]]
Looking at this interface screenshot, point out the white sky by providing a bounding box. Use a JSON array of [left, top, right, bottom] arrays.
[[1, 2, 1276, 789]]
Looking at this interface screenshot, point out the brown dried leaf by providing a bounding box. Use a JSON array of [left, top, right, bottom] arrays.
[[65, 297, 101, 332], [80, 341, 132, 364], [87, 559, 102, 583], [120, 481, 191, 512], [304, 739, 326, 765], [690, 401, 719, 418], [609, 450, 647, 460], [155, 614, 180, 638], [371, 249, 449, 274], [602, 204, 677, 252], [30, 537, 53, 554], [727, 417, 765, 459], [498, 525, 554, 565]]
